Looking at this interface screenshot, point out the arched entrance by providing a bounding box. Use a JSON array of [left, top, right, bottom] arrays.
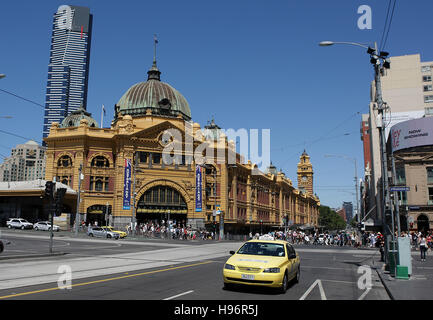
[[417, 214, 430, 234], [86, 204, 111, 226], [137, 185, 188, 226]]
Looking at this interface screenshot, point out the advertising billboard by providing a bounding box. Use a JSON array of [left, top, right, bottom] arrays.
[[123, 158, 132, 210], [391, 116, 433, 152], [195, 165, 202, 212]]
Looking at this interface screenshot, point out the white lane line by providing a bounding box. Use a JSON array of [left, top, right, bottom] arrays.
[[358, 288, 371, 300], [163, 290, 194, 300], [301, 266, 354, 271], [299, 279, 327, 300]]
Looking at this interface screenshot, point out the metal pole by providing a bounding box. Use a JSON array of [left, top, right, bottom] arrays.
[[374, 41, 392, 267], [49, 182, 56, 254], [74, 163, 82, 236]]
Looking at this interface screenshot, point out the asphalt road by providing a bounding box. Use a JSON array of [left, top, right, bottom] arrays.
[[0, 234, 390, 300], [0, 228, 187, 259]]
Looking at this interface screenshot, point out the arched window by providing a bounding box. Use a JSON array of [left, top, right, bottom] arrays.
[[58, 155, 72, 167], [90, 176, 109, 192], [91, 156, 110, 168]]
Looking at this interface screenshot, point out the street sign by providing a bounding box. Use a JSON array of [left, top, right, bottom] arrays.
[[390, 186, 410, 192]]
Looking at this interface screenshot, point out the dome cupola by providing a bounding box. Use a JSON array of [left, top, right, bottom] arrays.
[[115, 38, 191, 121], [60, 106, 99, 128]]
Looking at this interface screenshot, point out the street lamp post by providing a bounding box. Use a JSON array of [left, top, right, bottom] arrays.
[[320, 40, 393, 266], [74, 163, 83, 236]]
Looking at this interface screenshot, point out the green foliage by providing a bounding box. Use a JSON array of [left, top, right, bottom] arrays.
[[319, 205, 346, 231]]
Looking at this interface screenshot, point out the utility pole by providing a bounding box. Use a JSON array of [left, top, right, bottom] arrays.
[[372, 42, 393, 268], [74, 163, 83, 236]]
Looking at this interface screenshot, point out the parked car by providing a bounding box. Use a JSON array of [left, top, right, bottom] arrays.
[[6, 218, 13, 228], [34, 221, 60, 232], [101, 226, 127, 238], [8, 218, 33, 230], [87, 226, 119, 239]]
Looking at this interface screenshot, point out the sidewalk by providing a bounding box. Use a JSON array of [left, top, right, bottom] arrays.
[[372, 249, 433, 300]]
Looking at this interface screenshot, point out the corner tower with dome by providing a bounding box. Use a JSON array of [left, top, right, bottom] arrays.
[[43, 50, 320, 232]]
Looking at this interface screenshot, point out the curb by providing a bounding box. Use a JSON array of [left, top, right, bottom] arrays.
[[375, 267, 395, 300], [0, 252, 67, 261]]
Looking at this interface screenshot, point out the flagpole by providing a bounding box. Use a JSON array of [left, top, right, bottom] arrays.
[[101, 105, 104, 128]]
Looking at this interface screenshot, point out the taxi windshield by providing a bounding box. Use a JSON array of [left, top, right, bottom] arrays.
[[237, 242, 285, 257]]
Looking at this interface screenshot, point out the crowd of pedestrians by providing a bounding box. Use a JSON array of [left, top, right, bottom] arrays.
[[125, 221, 216, 240], [83, 219, 433, 261], [251, 230, 382, 248]]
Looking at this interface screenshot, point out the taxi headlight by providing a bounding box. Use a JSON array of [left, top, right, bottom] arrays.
[[224, 264, 236, 270], [263, 268, 280, 273]]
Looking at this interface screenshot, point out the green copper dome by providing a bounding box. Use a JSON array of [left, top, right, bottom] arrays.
[[60, 107, 99, 128], [115, 62, 191, 120]]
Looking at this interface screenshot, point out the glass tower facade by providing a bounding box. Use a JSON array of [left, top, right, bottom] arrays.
[[42, 5, 92, 144]]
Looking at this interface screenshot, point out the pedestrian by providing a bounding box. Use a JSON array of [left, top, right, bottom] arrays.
[[419, 234, 428, 262]]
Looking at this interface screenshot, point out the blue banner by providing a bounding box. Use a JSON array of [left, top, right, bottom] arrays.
[[195, 165, 202, 212], [123, 158, 132, 210]]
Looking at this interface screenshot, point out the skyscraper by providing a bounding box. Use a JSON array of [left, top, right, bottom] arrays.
[[342, 202, 353, 223], [42, 5, 93, 144]]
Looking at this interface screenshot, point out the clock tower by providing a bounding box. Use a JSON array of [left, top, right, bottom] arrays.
[[297, 150, 313, 194]]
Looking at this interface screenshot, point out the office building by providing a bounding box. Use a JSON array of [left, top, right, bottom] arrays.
[[342, 201, 353, 223], [0, 141, 46, 182], [361, 54, 432, 227]]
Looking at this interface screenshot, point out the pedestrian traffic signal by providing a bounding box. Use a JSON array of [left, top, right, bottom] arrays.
[[45, 181, 55, 200]]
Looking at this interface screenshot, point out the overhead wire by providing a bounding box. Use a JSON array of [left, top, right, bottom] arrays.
[[0, 88, 45, 109], [381, 0, 397, 51], [379, 0, 393, 52], [0, 129, 41, 144]]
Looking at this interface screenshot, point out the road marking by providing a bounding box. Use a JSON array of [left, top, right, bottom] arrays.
[[358, 288, 371, 300], [301, 266, 354, 271], [0, 261, 213, 299], [321, 279, 355, 284], [299, 279, 327, 300], [163, 290, 194, 300]]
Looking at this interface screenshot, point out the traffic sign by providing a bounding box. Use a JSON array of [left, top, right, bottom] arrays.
[[390, 186, 410, 192]]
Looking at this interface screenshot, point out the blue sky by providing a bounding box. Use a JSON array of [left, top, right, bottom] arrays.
[[1, 0, 432, 209]]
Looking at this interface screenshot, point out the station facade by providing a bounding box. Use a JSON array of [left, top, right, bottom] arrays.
[[43, 60, 320, 234]]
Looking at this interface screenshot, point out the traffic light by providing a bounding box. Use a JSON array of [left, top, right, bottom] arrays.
[[54, 188, 67, 216], [45, 181, 55, 200]]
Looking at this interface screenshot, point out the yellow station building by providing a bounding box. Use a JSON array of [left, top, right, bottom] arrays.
[[43, 59, 320, 234]]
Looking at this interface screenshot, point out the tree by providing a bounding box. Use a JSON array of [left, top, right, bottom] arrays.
[[319, 205, 346, 231]]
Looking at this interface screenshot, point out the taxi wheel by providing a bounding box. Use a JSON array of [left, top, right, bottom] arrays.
[[294, 266, 300, 284], [280, 272, 288, 293]]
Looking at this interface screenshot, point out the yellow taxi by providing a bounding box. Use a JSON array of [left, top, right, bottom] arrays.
[[223, 238, 300, 293], [101, 226, 127, 239]]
